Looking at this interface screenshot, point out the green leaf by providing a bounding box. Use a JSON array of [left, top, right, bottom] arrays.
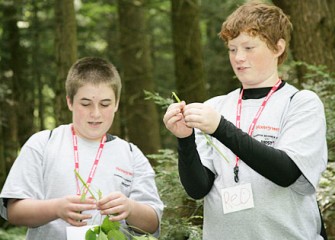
[[92, 226, 101, 234], [101, 216, 120, 234], [85, 229, 97, 240], [85, 226, 103, 240], [107, 229, 127, 240], [97, 232, 108, 240]]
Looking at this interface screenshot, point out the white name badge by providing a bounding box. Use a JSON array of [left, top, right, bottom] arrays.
[[221, 183, 254, 214], [66, 225, 97, 240]]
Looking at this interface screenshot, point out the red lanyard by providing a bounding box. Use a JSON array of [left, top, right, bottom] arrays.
[[71, 125, 106, 195], [234, 79, 282, 182]]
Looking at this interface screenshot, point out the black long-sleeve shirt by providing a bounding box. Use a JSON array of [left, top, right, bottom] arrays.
[[178, 84, 301, 199]]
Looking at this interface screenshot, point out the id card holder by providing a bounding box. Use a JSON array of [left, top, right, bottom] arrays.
[[221, 183, 254, 214], [66, 225, 97, 240]]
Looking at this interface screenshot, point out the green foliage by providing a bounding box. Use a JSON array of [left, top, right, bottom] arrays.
[[0, 227, 26, 240], [85, 216, 127, 240], [148, 149, 203, 240], [144, 90, 174, 110], [292, 61, 335, 230], [318, 162, 335, 220], [294, 61, 335, 162]]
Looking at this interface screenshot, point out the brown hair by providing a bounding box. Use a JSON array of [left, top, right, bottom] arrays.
[[219, 1, 293, 65], [65, 57, 122, 103]]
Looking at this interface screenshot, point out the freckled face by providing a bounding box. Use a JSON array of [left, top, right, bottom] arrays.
[[67, 83, 118, 141], [228, 32, 284, 88]]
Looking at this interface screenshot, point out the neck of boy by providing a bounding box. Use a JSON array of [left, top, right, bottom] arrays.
[[242, 81, 285, 100]]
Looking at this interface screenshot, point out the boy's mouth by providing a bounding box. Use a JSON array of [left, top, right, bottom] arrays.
[[88, 122, 102, 126], [237, 66, 248, 71]]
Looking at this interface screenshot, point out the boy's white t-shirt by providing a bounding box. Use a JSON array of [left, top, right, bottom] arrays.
[[196, 83, 327, 240], [0, 124, 164, 240]]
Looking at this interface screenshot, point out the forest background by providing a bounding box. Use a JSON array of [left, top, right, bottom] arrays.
[[0, 0, 334, 239]]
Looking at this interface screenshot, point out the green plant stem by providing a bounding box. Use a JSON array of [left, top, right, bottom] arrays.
[[203, 133, 229, 163], [171, 92, 229, 163], [172, 91, 181, 102], [74, 170, 98, 201]]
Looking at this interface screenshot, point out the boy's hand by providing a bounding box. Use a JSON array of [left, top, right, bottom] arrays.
[[56, 195, 96, 226], [96, 192, 134, 221], [163, 101, 193, 138], [183, 103, 221, 134]]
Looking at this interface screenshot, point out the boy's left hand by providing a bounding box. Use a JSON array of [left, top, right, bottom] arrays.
[[183, 103, 221, 134], [96, 191, 134, 221]]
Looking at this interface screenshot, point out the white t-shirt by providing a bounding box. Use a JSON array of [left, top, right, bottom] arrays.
[[196, 83, 327, 239], [0, 124, 164, 240]]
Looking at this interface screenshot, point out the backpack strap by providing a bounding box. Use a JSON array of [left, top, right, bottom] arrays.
[[290, 91, 299, 101], [319, 205, 328, 239], [48, 130, 53, 140]]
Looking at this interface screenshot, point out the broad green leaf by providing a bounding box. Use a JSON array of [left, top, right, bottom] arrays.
[[85, 229, 97, 240], [97, 232, 108, 240], [107, 229, 127, 240], [101, 216, 120, 233], [92, 226, 101, 234]]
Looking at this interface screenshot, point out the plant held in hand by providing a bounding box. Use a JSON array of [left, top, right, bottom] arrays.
[[171, 92, 229, 163], [74, 170, 157, 240]]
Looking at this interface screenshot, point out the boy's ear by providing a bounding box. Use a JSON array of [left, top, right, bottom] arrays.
[[114, 100, 120, 112], [275, 38, 286, 57], [66, 96, 73, 111]]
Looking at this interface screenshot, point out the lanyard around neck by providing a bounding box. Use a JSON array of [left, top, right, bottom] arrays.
[[71, 125, 107, 195], [234, 79, 282, 182]]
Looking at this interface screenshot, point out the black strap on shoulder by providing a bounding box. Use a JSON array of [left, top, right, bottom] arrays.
[[319, 205, 328, 239], [48, 130, 53, 139], [105, 133, 132, 152], [106, 133, 115, 142], [290, 91, 299, 101]]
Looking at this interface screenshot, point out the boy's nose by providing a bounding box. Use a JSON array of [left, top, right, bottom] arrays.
[[234, 50, 246, 62], [90, 106, 101, 118]]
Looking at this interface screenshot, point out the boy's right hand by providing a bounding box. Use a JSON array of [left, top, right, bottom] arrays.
[[163, 101, 193, 138], [56, 195, 96, 226]]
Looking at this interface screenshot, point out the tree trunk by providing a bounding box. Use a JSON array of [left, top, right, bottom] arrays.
[[203, 0, 243, 98], [105, 1, 124, 138], [272, 0, 335, 85], [171, 0, 207, 102], [272, 1, 335, 237], [170, 0, 207, 234], [32, 1, 45, 131], [54, 0, 77, 125], [0, 1, 21, 176], [117, 0, 161, 158]]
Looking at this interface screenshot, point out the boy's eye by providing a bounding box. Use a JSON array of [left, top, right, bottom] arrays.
[[100, 101, 112, 107], [245, 46, 254, 50], [228, 48, 236, 53], [101, 103, 110, 107], [81, 102, 90, 106]]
